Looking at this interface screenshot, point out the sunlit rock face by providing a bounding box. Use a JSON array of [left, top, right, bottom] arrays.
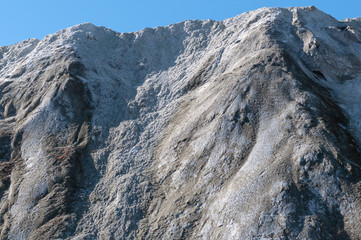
[[0, 6, 360, 240]]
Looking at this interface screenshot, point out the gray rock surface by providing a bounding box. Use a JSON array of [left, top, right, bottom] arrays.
[[0, 6, 361, 239]]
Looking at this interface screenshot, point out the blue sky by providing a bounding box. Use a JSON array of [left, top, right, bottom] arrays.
[[1, 0, 360, 46]]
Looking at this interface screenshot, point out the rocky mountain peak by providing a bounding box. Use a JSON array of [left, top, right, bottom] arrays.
[[0, 6, 360, 239]]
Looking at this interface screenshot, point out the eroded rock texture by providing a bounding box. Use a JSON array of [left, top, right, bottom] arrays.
[[0, 6, 360, 240]]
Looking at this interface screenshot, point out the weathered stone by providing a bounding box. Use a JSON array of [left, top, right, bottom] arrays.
[[0, 6, 360, 240]]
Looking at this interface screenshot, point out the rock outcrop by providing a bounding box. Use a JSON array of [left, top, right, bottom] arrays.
[[0, 6, 361, 239]]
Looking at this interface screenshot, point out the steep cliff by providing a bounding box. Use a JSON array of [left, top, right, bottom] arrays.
[[0, 6, 360, 239]]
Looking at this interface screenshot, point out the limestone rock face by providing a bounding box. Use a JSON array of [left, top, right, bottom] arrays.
[[0, 6, 361, 239]]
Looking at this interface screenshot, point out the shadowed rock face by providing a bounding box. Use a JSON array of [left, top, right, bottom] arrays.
[[0, 6, 361, 240]]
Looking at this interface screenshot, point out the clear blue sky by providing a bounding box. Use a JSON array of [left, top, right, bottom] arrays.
[[1, 0, 360, 46]]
